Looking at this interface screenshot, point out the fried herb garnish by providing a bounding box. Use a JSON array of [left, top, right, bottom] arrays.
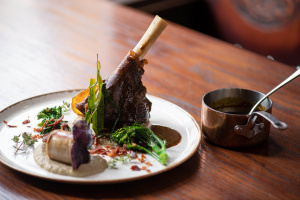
[[85, 58, 105, 136], [82, 56, 120, 136]]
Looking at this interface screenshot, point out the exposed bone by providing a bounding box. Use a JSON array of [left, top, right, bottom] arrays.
[[133, 15, 168, 60]]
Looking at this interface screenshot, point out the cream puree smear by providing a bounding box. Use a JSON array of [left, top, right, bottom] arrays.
[[34, 143, 107, 177]]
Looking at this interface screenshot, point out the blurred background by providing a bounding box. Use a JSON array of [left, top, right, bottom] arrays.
[[112, 0, 300, 67]]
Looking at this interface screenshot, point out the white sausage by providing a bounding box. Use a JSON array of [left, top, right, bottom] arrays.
[[46, 130, 74, 165]]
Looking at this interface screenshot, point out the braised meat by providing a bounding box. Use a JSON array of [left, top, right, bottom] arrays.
[[76, 51, 152, 127], [75, 15, 168, 128], [76, 96, 88, 115], [104, 51, 151, 126]]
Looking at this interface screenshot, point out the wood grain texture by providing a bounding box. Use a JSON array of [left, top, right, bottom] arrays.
[[0, 0, 300, 199]]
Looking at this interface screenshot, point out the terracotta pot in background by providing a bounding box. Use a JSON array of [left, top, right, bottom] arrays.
[[207, 0, 300, 66]]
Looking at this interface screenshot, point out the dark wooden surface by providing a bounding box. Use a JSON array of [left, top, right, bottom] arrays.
[[0, 0, 299, 199]]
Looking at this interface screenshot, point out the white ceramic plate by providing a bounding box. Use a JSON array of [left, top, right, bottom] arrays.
[[0, 90, 201, 184]]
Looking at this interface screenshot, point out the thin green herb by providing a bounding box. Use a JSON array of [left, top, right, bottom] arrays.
[[84, 56, 120, 136], [12, 132, 37, 154], [107, 154, 132, 169]]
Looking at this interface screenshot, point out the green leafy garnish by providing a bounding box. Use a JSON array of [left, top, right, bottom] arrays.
[[85, 58, 105, 135], [12, 132, 37, 154], [85, 78, 97, 124], [119, 153, 132, 164], [108, 157, 118, 169], [84, 56, 121, 136], [93, 60, 105, 134], [85, 56, 121, 136], [108, 154, 132, 169], [62, 101, 70, 112], [37, 102, 70, 134], [110, 123, 168, 165]]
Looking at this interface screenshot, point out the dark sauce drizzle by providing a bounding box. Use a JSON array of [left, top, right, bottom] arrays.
[[151, 125, 182, 148]]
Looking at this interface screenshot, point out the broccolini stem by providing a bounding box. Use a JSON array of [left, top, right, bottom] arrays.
[[110, 123, 168, 165]]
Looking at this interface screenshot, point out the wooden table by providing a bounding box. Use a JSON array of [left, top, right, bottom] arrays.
[[0, 0, 299, 199]]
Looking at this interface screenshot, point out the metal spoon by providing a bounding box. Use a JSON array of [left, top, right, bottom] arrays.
[[249, 66, 300, 115]]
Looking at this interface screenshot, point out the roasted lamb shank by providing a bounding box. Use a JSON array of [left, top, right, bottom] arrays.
[[75, 16, 167, 127], [104, 51, 151, 126]]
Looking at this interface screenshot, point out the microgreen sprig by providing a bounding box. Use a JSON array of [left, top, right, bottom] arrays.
[[108, 154, 132, 169], [12, 132, 37, 154]]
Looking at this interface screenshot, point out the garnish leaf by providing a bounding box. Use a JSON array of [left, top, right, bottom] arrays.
[[37, 102, 70, 134], [12, 132, 37, 154], [85, 78, 97, 125], [84, 58, 106, 136], [83, 56, 120, 136]]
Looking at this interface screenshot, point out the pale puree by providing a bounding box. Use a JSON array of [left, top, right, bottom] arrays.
[[33, 143, 107, 177]]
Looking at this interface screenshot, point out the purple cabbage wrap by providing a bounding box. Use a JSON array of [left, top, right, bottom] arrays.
[[71, 120, 94, 169], [71, 143, 90, 169]]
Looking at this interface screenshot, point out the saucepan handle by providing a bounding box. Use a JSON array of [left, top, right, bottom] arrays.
[[251, 111, 288, 129], [234, 111, 288, 138]]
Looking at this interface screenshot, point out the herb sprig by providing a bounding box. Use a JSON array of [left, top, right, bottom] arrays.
[[108, 154, 132, 169], [12, 132, 37, 154], [37, 101, 70, 134], [84, 57, 120, 136], [85, 58, 105, 135]]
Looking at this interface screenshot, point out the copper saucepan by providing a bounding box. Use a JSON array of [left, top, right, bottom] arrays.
[[201, 88, 287, 148]]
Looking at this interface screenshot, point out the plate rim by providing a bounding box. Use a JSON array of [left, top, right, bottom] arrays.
[[0, 89, 201, 184]]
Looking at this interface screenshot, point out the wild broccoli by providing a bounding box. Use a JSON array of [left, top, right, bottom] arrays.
[[110, 123, 168, 165]]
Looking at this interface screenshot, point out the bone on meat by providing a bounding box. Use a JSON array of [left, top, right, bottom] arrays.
[[104, 16, 167, 126]]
